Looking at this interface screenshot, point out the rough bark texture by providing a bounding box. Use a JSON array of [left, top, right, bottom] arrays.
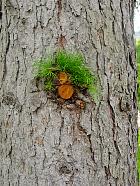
[[0, 0, 137, 185]]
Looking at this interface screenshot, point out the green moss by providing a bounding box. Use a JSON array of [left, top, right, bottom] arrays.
[[55, 51, 96, 87], [33, 50, 99, 100]]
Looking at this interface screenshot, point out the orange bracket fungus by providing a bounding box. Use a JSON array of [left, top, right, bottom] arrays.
[[58, 72, 68, 84], [58, 84, 74, 99]]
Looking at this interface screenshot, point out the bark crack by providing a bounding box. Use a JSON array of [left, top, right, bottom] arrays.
[[76, 120, 96, 163], [97, 0, 103, 13], [0, 0, 2, 20], [57, 0, 67, 49], [57, 0, 62, 22], [6, 31, 10, 54], [15, 59, 20, 81], [104, 165, 111, 180], [59, 112, 64, 145], [85, 10, 97, 50], [107, 82, 121, 159]]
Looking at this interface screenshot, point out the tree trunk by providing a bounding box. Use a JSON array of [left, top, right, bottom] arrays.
[[0, 0, 137, 186]]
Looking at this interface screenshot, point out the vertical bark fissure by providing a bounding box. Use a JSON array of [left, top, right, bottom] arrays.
[[107, 79, 121, 161], [2, 7, 11, 82], [0, 0, 2, 20], [57, 0, 62, 22], [15, 59, 20, 82], [97, 0, 104, 14], [57, 0, 66, 49], [59, 112, 64, 145], [120, 0, 130, 67]]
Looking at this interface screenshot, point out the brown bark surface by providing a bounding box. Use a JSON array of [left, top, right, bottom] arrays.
[[0, 0, 137, 186]]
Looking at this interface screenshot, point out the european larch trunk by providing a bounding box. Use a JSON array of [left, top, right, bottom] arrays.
[[0, 0, 137, 186]]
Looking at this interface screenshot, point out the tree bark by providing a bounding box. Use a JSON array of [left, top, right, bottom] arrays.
[[0, 0, 137, 186]]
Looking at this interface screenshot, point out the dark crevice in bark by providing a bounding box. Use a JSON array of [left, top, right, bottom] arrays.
[[120, 2, 127, 42], [76, 122, 87, 135], [110, 0, 114, 12], [58, 34, 66, 49], [39, 1, 44, 29], [110, 0, 117, 40], [6, 31, 10, 54], [75, 121, 96, 163], [22, 48, 27, 73], [129, 0, 135, 22], [17, 175, 20, 186], [97, 0, 103, 14], [107, 82, 121, 159], [112, 21, 115, 36], [57, 0, 62, 22], [68, 4, 81, 17], [113, 140, 121, 156], [33, 145, 38, 185], [0, 1, 2, 20], [120, 0, 124, 30], [95, 98, 101, 122], [32, 27, 36, 54], [133, 92, 137, 109], [68, 172, 75, 185], [7, 169, 10, 186], [129, 113, 136, 155], [15, 59, 20, 81], [20, 48, 28, 102], [97, 27, 106, 48], [120, 0, 131, 71], [127, 124, 132, 181], [57, 0, 66, 49], [45, 7, 55, 27], [96, 116, 104, 166], [96, 52, 101, 84], [127, 72, 131, 94], [128, 52, 135, 70], [8, 145, 12, 160], [0, 10, 9, 91], [59, 113, 64, 145], [108, 98, 115, 125], [36, 5, 41, 28], [96, 52, 100, 72], [104, 166, 111, 180], [87, 134, 95, 163], [2, 30, 10, 82], [85, 10, 97, 50]]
